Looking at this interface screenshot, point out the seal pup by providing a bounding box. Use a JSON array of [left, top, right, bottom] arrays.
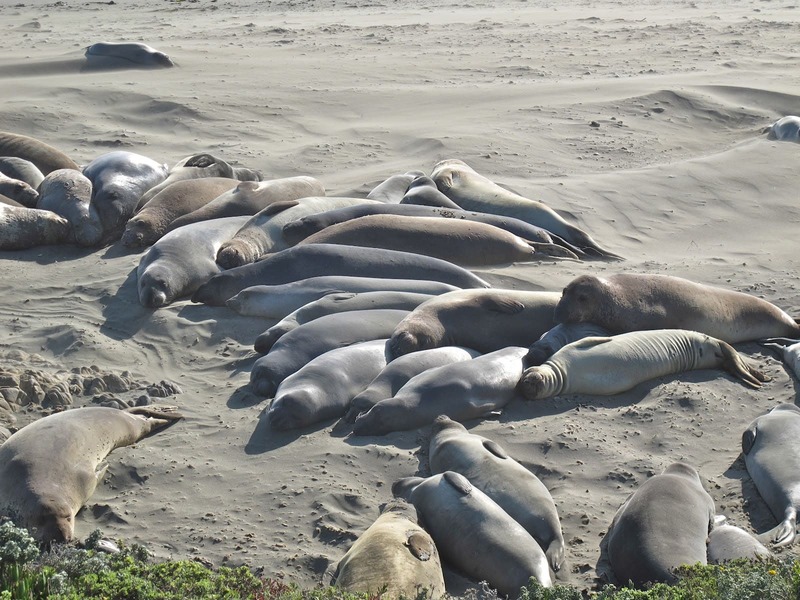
[[0, 172, 39, 207], [0, 204, 70, 250], [767, 116, 800, 142], [519, 329, 767, 401], [389, 289, 560, 358], [269, 339, 391, 430], [37, 169, 102, 247], [742, 403, 800, 546], [0, 157, 45, 189], [332, 501, 446, 599], [193, 244, 490, 307], [759, 337, 800, 380], [525, 322, 611, 367], [352, 346, 528, 436], [428, 416, 565, 571], [431, 159, 621, 259], [366, 170, 424, 203], [84, 42, 174, 69], [555, 273, 800, 344], [706, 516, 771, 563], [601, 462, 714, 587], [0, 406, 182, 543], [137, 216, 249, 308], [392, 471, 552, 594], [0, 131, 79, 175], [400, 176, 462, 209]]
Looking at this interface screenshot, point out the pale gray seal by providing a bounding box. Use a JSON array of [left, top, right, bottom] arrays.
[[555, 273, 800, 344], [759, 337, 800, 380], [525, 322, 611, 367], [706, 516, 771, 563], [193, 244, 490, 307], [392, 471, 552, 594], [400, 176, 462, 209], [602, 462, 714, 587], [37, 169, 103, 247], [0, 406, 181, 543], [742, 403, 800, 546], [0, 157, 44, 189], [767, 116, 800, 142], [366, 171, 424, 203], [0, 131, 79, 175], [0, 204, 70, 250], [332, 501, 446, 599], [429, 416, 565, 571], [84, 42, 174, 68], [0, 194, 22, 207], [519, 329, 767, 401], [0, 172, 38, 207]]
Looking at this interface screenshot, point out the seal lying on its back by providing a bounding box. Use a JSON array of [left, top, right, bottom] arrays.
[[0, 131, 79, 175], [555, 273, 800, 344], [519, 329, 767, 401], [85, 42, 174, 68], [0, 406, 181, 543]]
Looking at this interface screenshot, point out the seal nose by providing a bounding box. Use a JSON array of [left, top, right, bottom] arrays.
[[389, 331, 417, 359], [518, 367, 547, 400]]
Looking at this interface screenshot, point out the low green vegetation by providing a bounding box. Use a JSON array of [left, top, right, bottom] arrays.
[[1, 521, 798, 600]]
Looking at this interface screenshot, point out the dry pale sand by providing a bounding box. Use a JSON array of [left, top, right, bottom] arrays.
[[1, 0, 800, 594]]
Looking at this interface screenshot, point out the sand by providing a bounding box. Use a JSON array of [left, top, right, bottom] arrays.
[[1, 0, 800, 594]]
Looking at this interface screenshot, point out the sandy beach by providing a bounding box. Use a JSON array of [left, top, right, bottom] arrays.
[[1, 0, 800, 594]]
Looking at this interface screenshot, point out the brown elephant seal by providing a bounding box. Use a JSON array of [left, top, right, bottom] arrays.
[[525, 322, 611, 367], [332, 501, 446, 598], [37, 169, 103, 247], [0, 172, 39, 207], [519, 329, 767, 401], [0, 406, 182, 544], [366, 171, 424, 203], [706, 516, 771, 563], [742, 403, 800, 546], [0, 157, 45, 189], [0, 131, 79, 175], [601, 462, 714, 587], [767, 116, 800, 142], [429, 416, 566, 572], [352, 346, 528, 436], [122, 177, 239, 247], [84, 42, 174, 68], [389, 289, 560, 358], [400, 176, 462, 209], [431, 159, 621, 259], [555, 273, 800, 344], [392, 471, 552, 594], [0, 204, 71, 250]]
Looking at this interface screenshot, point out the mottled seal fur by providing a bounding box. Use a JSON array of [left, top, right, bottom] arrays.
[[0, 204, 71, 250]]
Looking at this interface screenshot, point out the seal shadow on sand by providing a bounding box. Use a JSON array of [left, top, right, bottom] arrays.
[[244, 408, 330, 455], [3, 245, 97, 265]]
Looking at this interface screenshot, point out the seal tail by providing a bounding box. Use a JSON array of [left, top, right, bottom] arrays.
[[718, 342, 770, 388]]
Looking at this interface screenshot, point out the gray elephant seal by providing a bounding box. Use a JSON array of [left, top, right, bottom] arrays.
[[429, 416, 565, 571], [0, 194, 22, 207], [352, 346, 528, 436], [366, 171, 424, 203], [0, 172, 39, 207], [601, 462, 714, 587], [706, 516, 771, 563], [0, 406, 181, 543], [555, 273, 800, 344], [0, 204, 70, 250], [400, 176, 462, 209], [525, 322, 610, 367], [0, 131, 79, 175], [767, 116, 800, 142], [85, 42, 174, 68], [392, 471, 552, 594], [519, 329, 767, 401], [759, 337, 800, 380], [332, 501, 446, 599], [742, 403, 800, 546], [194, 243, 490, 307], [269, 339, 390, 430], [431, 159, 621, 259], [137, 216, 249, 308], [389, 289, 560, 358], [0, 157, 45, 189], [37, 169, 103, 247]]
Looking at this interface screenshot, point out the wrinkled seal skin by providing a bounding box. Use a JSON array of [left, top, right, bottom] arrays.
[[366, 170, 424, 203], [706, 517, 771, 563], [0, 172, 39, 207], [84, 42, 174, 68], [268, 339, 391, 430], [400, 176, 462, 209], [352, 346, 528, 436], [0, 406, 182, 544], [0, 131, 80, 175], [389, 289, 560, 358], [0, 204, 71, 250], [392, 471, 552, 595], [37, 169, 102, 247], [0, 157, 45, 189], [519, 329, 767, 401], [742, 403, 800, 547], [556, 273, 800, 344], [602, 462, 714, 588], [525, 322, 611, 367], [332, 502, 446, 599], [768, 116, 800, 142], [428, 416, 566, 572]]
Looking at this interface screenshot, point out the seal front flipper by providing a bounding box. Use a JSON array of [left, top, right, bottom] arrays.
[[741, 424, 757, 455], [406, 531, 434, 561], [392, 477, 425, 500], [761, 509, 797, 546], [545, 537, 565, 572], [481, 439, 509, 460], [478, 296, 525, 314]]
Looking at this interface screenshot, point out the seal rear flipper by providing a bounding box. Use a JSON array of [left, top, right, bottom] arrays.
[[526, 241, 580, 261], [125, 405, 183, 431], [717, 342, 769, 388], [545, 537, 566, 572]]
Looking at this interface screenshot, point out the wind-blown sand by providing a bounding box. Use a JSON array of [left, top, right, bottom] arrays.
[[1, 0, 800, 593]]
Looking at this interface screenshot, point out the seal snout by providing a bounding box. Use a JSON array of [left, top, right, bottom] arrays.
[[518, 367, 548, 400], [389, 331, 420, 358]]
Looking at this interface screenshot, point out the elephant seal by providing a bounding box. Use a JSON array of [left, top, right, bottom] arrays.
[[767, 116, 800, 142], [84, 42, 174, 68], [37, 169, 103, 247], [269, 339, 391, 430], [431, 159, 621, 259], [352, 346, 528, 436], [345, 346, 480, 422], [525, 322, 611, 367], [226, 277, 458, 319], [332, 501, 446, 599], [299, 214, 564, 267], [706, 516, 771, 563], [0, 157, 45, 189], [389, 290, 560, 358], [759, 337, 800, 380], [0, 194, 22, 207], [392, 471, 552, 594], [742, 403, 800, 546], [216, 196, 374, 269], [555, 273, 800, 344], [122, 177, 239, 247], [83, 151, 168, 241], [519, 329, 767, 401], [0, 172, 39, 207], [0, 131, 79, 175], [250, 310, 410, 397], [429, 416, 565, 571], [0, 406, 181, 544], [400, 176, 462, 209], [194, 244, 490, 307], [601, 462, 714, 587], [366, 171, 424, 203], [0, 204, 70, 250], [137, 216, 249, 308]]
